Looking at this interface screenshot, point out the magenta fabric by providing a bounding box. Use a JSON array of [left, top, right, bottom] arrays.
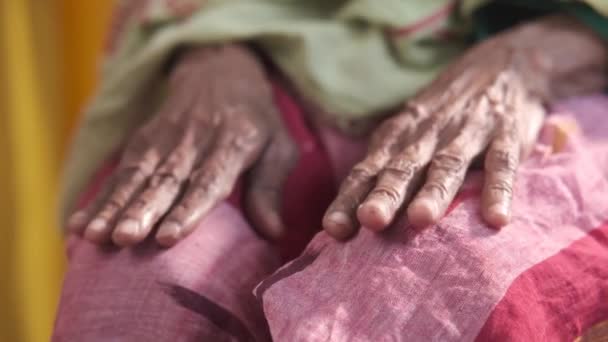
[[55, 205, 279, 341], [54, 91, 608, 341], [53, 80, 340, 341], [475, 222, 608, 341], [257, 95, 608, 341]]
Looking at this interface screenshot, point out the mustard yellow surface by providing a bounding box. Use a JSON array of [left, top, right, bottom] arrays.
[[0, 1, 113, 341]]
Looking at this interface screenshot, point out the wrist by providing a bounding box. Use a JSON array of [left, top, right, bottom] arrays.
[[498, 15, 608, 99], [170, 43, 268, 86]]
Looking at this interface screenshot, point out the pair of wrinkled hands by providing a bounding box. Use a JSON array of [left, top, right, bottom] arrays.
[[67, 16, 602, 247]]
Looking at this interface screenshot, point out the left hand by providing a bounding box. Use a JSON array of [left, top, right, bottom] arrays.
[[322, 32, 549, 239]]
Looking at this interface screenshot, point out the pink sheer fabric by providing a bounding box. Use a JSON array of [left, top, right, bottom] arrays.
[[258, 95, 608, 341]]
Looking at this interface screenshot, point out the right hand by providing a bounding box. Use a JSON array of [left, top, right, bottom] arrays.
[[67, 45, 298, 247]]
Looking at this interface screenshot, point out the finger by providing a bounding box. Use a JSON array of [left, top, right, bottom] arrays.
[[81, 80, 196, 244], [482, 121, 520, 228], [408, 101, 494, 228], [357, 126, 441, 232], [517, 98, 545, 158], [323, 159, 378, 240], [82, 160, 155, 243], [66, 177, 115, 235], [322, 115, 419, 239], [112, 133, 199, 246], [245, 130, 298, 240], [367, 115, 417, 151], [156, 124, 265, 246]]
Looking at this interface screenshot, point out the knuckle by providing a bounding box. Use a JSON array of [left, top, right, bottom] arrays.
[[404, 100, 430, 119], [130, 197, 149, 211], [131, 168, 149, 182], [125, 151, 158, 174], [329, 194, 357, 212], [428, 116, 449, 132], [348, 162, 378, 182], [191, 172, 229, 199], [96, 205, 118, 220], [370, 120, 411, 149], [378, 115, 402, 131], [231, 134, 263, 155], [488, 179, 513, 197], [403, 141, 426, 158], [192, 180, 219, 197], [164, 147, 194, 169], [486, 148, 519, 173], [191, 165, 219, 183], [365, 148, 393, 167], [369, 187, 401, 205], [386, 156, 421, 178], [171, 202, 189, 216], [103, 199, 122, 213], [165, 148, 186, 165], [431, 152, 467, 174], [229, 119, 266, 147], [382, 164, 416, 182], [373, 147, 394, 162], [116, 166, 148, 184], [150, 172, 181, 187], [374, 117, 400, 136], [423, 181, 450, 200], [106, 189, 130, 208]]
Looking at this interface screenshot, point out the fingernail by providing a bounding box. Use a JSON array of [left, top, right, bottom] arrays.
[[323, 212, 353, 237], [67, 211, 87, 229], [357, 201, 391, 232], [157, 222, 181, 246], [116, 219, 140, 236], [84, 218, 108, 241], [112, 219, 141, 246], [87, 218, 107, 233], [407, 199, 439, 229], [487, 203, 510, 227], [325, 212, 350, 227]]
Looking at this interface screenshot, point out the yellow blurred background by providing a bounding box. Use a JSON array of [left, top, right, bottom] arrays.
[[0, 1, 114, 341]]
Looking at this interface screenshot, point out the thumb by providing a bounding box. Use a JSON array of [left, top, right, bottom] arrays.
[[245, 130, 298, 240]]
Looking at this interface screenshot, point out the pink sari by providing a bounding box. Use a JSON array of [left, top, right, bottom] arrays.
[[53, 81, 608, 341]]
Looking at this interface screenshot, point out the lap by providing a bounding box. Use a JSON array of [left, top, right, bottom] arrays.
[[55, 94, 608, 341], [54, 203, 279, 342], [258, 95, 608, 341]]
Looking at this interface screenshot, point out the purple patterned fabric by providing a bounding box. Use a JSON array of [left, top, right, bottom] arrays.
[[54, 205, 279, 341]]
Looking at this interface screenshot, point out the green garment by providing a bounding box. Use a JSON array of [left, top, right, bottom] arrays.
[[61, 0, 466, 218], [60, 0, 608, 220], [469, 0, 608, 40]]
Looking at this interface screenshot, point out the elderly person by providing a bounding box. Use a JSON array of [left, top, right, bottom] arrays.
[[54, 1, 608, 341]]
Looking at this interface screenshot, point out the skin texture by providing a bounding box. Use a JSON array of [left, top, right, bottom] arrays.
[[68, 16, 607, 247], [67, 45, 297, 247], [323, 15, 608, 239]]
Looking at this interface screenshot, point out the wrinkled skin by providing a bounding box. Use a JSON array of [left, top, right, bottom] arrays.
[[322, 41, 547, 238], [323, 15, 608, 239], [68, 45, 297, 247], [69, 16, 607, 247]]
